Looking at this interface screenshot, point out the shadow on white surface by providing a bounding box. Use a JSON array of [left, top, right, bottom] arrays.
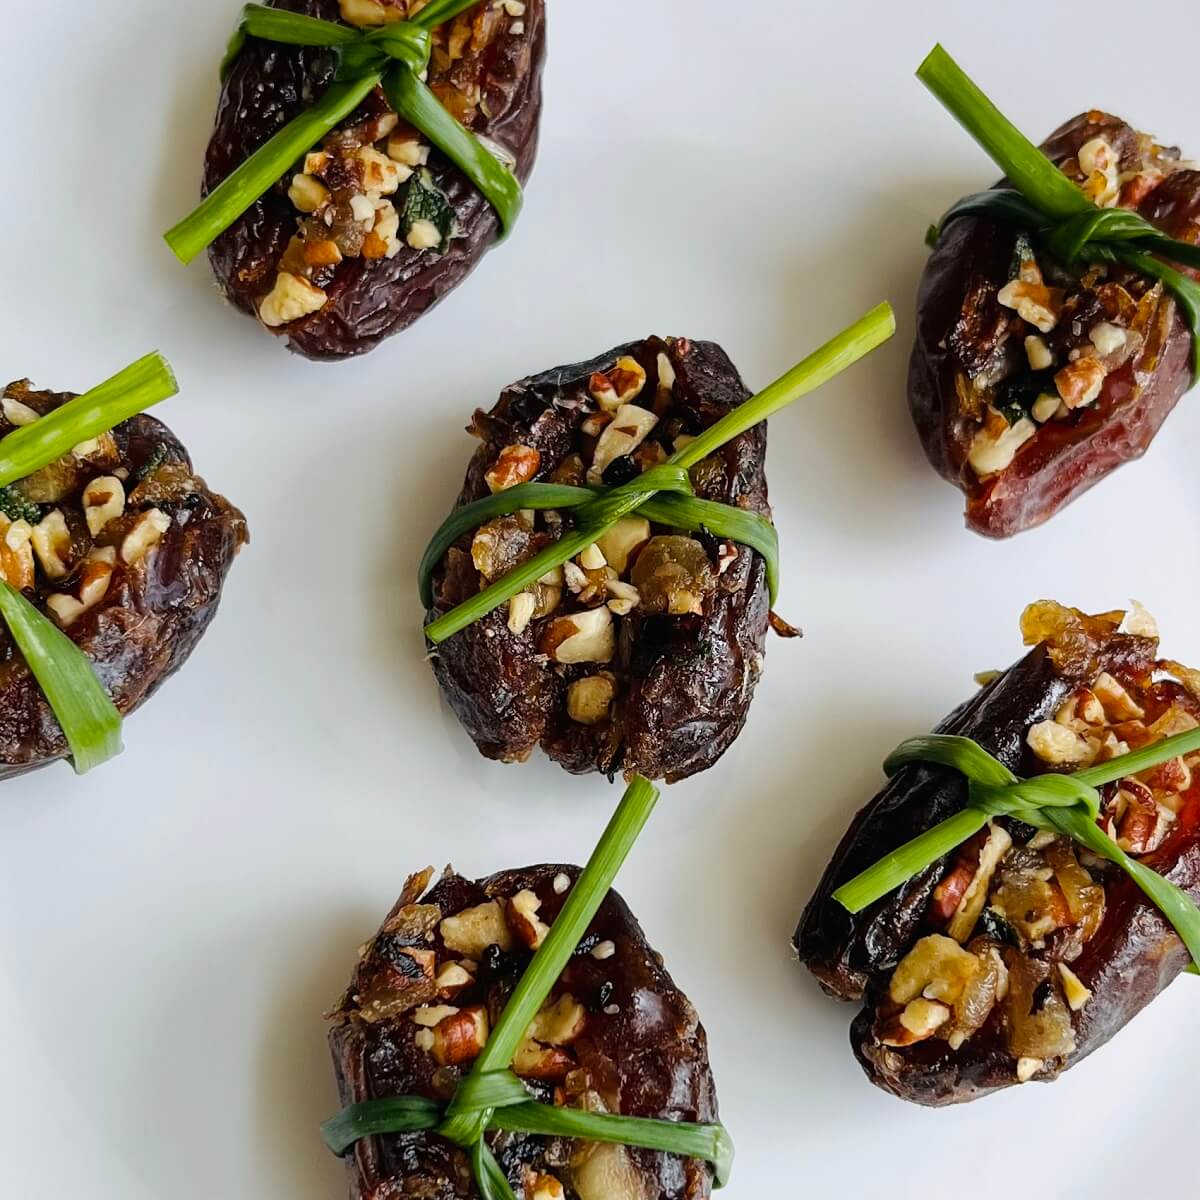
[[253, 908, 375, 1200]]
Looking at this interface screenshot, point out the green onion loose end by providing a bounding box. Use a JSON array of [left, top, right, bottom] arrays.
[[0, 352, 178, 490], [321, 1096, 441, 1156], [915, 45, 1089, 223], [0, 583, 122, 774], [164, 74, 380, 265]]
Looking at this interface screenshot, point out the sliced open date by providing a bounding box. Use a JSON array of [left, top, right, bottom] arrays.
[[795, 601, 1200, 1104], [424, 336, 778, 782], [204, 0, 545, 360], [328, 863, 719, 1199], [910, 111, 1199, 536], [0, 380, 247, 779]]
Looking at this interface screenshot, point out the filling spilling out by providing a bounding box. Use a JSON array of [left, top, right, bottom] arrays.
[[954, 120, 1191, 480], [458, 346, 758, 732], [333, 868, 678, 1200], [0, 383, 186, 632], [873, 602, 1200, 1082], [257, 0, 529, 329]]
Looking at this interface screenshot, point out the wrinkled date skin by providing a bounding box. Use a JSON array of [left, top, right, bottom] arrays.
[[0, 385, 247, 780], [328, 864, 718, 1200], [794, 625, 1200, 1105], [909, 112, 1199, 537], [204, 0, 545, 360], [426, 337, 773, 783]]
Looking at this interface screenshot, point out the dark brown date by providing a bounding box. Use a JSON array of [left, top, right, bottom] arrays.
[[203, 0, 546, 361], [909, 111, 1198, 537], [425, 336, 776, 783], [328, 863, 718, 1199], [0, 383, 248, 780]]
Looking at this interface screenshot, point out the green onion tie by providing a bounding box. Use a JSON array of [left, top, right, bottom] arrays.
[[834, 728, 1200, 972], [920, 44, 1200, 377]]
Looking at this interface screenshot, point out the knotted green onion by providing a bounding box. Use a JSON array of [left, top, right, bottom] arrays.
[[422, 464, 695, 644], [919, 44, 1200, 376], [833, 727, 1200, 970], [422, 303, 896, 643], [321, 776, 736, 1195], [166, 0, 521, 265], [418, 482, 779, 614]]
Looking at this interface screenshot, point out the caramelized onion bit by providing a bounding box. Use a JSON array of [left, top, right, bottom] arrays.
[[1003, 950, 1075, 1062], [629, 535, 716, 617]]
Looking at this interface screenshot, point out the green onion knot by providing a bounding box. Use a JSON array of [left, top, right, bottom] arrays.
[[920, 44, 1200, 377], [834, 727, 1200, 973], [166, 0, 523, 265]]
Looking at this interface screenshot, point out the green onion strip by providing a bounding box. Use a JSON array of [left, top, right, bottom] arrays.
[[421, 303, 896, 643], [166, 0, 521, 264], [919, 43, 1200, 376], [0, 351, 179, 773], [833, 727, 1200, 972], [0, 583, 122, 774], [0, 353, 177, 487], [417, 481, 779, 613], [320, 776, 736, 1194]]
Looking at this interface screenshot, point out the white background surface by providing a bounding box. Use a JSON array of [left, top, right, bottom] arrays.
[[0, 1, 1197, 1197]]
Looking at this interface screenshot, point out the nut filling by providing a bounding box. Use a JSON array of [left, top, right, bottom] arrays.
[[911, 109, 1200, 536], [327, 863, 719, 1200], [426, 336, 777, 782], [0, 381, 248, 778]]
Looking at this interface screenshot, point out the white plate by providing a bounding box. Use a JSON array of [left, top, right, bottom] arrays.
[[1, 1, 1197, 1196]]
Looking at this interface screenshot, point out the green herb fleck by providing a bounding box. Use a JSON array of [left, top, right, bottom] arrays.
[[0, 486, 42, 525], [401, 168, 455, 253], [134, 442, 169, 485], [1008, 231, 1037, 281], [994, 369, 1054, 426], [976, 908, 1018, 946]]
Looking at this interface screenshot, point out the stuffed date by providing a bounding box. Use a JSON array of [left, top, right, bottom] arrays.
[[201, 0, 545, 360], [0, 379, 247, 778], [327, 862, 719, 1199], [796, 601, 1200, 1104], [424, 336, 777, 782], [911, 109, 1199, 536]]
